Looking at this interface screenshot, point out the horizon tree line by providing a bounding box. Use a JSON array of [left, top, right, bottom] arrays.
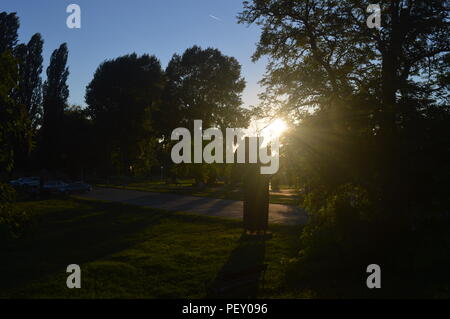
[[0, 11, 251, 185]]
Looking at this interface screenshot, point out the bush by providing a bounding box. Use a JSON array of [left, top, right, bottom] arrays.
[[0, 183, 33, 241], [300, 185, 373, 263], [287, 183, 450, 297]]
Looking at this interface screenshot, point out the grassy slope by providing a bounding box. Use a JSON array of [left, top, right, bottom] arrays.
[[0, 198, 303, 298]]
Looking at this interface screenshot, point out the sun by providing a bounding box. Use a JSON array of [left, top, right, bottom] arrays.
[[262, 118, 288, 140], [246, 117, 288, 145]]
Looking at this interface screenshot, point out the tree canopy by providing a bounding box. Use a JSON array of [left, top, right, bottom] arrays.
[[0, 12, 19, 53], [239, 0, 449, 113], [160, 45, 249, 134], [239, 0, 450, 285], [85, 53, 165, 174], [41, 43, 69, 170], [13, 33, 44, 129]]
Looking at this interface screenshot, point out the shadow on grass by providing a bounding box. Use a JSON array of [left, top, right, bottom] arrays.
[[0, 197, 304, 298], [0, 199, 179, 294], [207, 235, 267, 299]]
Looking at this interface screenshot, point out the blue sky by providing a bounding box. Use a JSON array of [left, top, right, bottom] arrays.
[[2, 0, 266, 108]]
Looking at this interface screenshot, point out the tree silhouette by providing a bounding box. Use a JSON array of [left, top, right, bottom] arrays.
[[13, 33, 44, 129], [85, 53, 165, 175], [239, 0, 450, 293], [41, 43, 69, 170], [0, 52, 26, 174], [11, 33, 44, 171], [239, 0, 449, 113], [157, 46, 250, 184], [0, 12, 19, 53], [60, 105, 94, 178], [0, 12, 28, 175], [161, 46, 249, 132], [239, 0, 449, 208]]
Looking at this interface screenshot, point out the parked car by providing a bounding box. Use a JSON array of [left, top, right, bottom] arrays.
[[61, 182, 92, 194], [9, 177, 40, 188], [42, 180, 69, 194]]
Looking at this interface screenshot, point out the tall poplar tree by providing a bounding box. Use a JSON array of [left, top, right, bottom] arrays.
[[41, 43, 69, 170]]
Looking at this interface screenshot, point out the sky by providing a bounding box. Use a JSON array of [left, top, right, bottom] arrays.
[[2, 0, 267, 108]]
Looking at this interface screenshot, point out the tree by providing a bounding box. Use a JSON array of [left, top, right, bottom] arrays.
[[11, 34, 44, 171], [0, 12, 33, 243], [238, 0, 449, 209], [41, 43, 69, 170], [0, 13, 43, 173], [0, 51, 32, 242], [0, 52, 27, 175], [160, 46, 250, 184], [160, 46, 249, 133], [85, 53, 165, 175], [0, 12, 19, 53], [239, 0, 450, 295], [60, 105, 93, 179], [13, 33, 44, 129], [0, 12, 27, 175]]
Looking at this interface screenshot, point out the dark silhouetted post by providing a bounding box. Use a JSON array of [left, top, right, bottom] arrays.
[[243, 137, 270, 235]]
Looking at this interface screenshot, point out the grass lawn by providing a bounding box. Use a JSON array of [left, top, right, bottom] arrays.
[[0, 197, 304, 298], [95, 179, 300, 206]]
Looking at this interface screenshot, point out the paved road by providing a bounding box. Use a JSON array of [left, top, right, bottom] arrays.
[[80, 187, 308, 225]]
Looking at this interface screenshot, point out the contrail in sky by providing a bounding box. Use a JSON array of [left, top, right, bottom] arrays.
[[209, 14, 222, 21]]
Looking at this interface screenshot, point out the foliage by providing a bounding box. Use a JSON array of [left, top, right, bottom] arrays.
[[0, 12, 44, 174], [159, 46, 250, 183], [41, 43, 69, 170], [160, 45, 249, 132], [0, 51, 28, 174], [86, 53, 165, 175], [239, 0, 449, 111], [10, 34, 44, 170], [13, 33, 44, 129], [59, 105, 94, 178], [240, 0, 450, 294], [0, 12, 19, 53], [0, 183, 32, 241]]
